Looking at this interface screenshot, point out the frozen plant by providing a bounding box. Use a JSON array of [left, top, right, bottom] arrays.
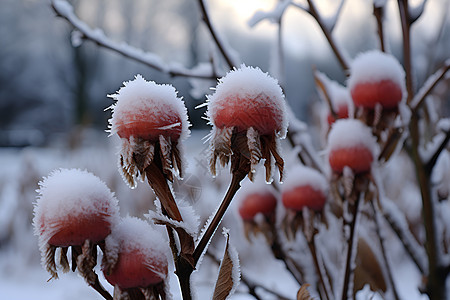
[[37, 0, 450, 299]]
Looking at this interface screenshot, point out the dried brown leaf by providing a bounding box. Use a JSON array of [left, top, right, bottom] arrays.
[[297, 284, 312, 300], [212, 233, 239, 300]]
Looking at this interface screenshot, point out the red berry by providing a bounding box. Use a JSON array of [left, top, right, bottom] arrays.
[[327, 119, 377, 174], [238, 192, 277, 221], [347, 50, 405, 110], [281, 166, 328, 212], [328, 145, 373, 174], [102, 217, 169, 290], [34, 169, 119, 248], [327, 104, 349, 125], [105, 249, 167, 289], [208, 65, 287, 136], [109, 75, 189, 142], [282, 185, 327, 212], [46, 214, 113, 247], [351, 79, 402, 109], [115, 106, 182, 141]]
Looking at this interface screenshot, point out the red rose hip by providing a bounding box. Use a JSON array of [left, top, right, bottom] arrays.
[[327, 119, 377, 174], [282, 166, 328, 212], [238, 192, 277, 221], [33, 168, 119, 248], [348, 50, 405, 110], [103, 217, 169, 290]]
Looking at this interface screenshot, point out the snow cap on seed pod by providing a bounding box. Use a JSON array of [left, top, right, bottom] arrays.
[[237, 177, 278, 222], [281, 165, 328, 212], [108, 74, 190, 188], [327, 119, 378, 174], [347, 50, 406, 110], [33, 168, 120, 279], [235, 174, 278, 241], [102, 216, 170, 298], [205, 64, 288, 182], [326, 81, 353, 125]]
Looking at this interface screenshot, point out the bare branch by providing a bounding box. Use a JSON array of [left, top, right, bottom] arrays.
[[398, 0, 414, 103], [411, 59, 450, 112], [197, 0, 239, 69], [51, 0, 219, 79], [425, 129, 450, 173], [295, 0, 350, 72], [373, 3, 386, 52]]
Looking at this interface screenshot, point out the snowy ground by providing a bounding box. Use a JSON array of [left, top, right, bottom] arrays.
[[0, 129, 434, 299]]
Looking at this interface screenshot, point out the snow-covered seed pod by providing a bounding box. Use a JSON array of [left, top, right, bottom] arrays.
[[281, 166, 328, 212], [205, 64, 288, 182], [238, 190, 277, 221], [102, 217, 169, 298], [348, 50, 406, 110], [108, 74, 190, 188], [328, 119, 378, 174], [33, 168, 120, 279], [327, 83, 352, 125]]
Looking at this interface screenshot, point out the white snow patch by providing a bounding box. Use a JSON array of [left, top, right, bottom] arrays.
[[108, 74, 190, 140], [327, 119, 378, 155], [206, 64, 288, 138], [347, 50, 406, 101]]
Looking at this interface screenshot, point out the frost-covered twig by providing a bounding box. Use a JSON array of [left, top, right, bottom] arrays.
[[411, 59, 450, 112], [50, 0, 219, 79], [307, 234, 332, 300], [293, 0, 350, 72], [425, 129, 450, 173], [371, 201, 400, 300], [381, 199, 427, 274], [197, 0, 239, 69], [340, 193, 362, 300]]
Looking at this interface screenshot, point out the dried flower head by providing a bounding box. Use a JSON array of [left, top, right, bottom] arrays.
[[33, 168, 119, 280], [108, 74, 190, 188], [102, 217, 170, 299], [205, 65, 288, 182]]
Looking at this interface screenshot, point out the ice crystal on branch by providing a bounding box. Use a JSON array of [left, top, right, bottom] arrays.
[[205, 65, 288, 182]]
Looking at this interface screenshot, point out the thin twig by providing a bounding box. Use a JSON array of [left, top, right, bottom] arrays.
[[197, 0, 238, 69], [398, 0, 414, 103], [370, 201, 400, 300], [307, 236, 332, 300], [193, 171, 246, 263], [297, 0, 350, 72], [373, 4, 386, 52], [425, 129, 450, 173], [51, 0, 219, 79], [382, 205, 426, 274], [341, 193, 362, 300], [411, 60, 450, 112]]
